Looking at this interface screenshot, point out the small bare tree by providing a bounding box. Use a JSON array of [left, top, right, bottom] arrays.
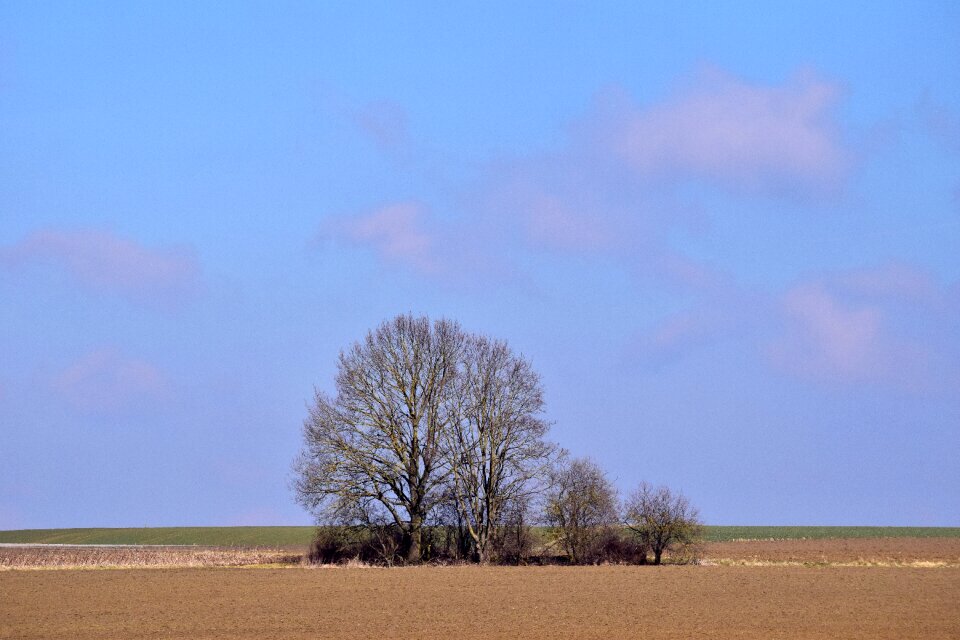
[[445, 336, 558, 563], [294, 314, 464, 564], [545, 457, 619, 564], [623, 482, 703, 565]]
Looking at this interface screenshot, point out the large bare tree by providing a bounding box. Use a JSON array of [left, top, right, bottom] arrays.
[[445, 336, 558, 563], [294, 314, 464, 563]]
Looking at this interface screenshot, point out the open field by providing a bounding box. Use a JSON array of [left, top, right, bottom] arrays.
[[4, 538, 958, 638], [0, 526, 314, 547], [703, 537, 960, 566], [2, 565, 959, 639], [2, 525, 959, 546], [702, 525, 960, 541], [5, 536, 960, 569]]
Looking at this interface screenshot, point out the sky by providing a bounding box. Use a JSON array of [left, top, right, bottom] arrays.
[[1, 2, 958, 529]]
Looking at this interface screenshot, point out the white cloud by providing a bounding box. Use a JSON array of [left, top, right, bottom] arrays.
[[0, 229, 202, 309]]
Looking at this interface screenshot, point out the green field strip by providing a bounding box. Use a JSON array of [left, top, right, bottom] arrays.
[[702, 526, 960, 541], [1, 525, 958, 546], [0, 526, 316, 547]]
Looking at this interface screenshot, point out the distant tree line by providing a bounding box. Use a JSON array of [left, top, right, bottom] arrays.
[[294, 314, 702, 566]]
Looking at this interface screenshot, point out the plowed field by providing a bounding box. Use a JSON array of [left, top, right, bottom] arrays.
[[704, 536, 960, 566], [3, 565, 959, 639]]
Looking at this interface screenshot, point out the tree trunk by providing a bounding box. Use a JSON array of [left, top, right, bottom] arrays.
[[404, 516, 422, 564], [654, 548, 663, 565], [477, 539, 491, 565]]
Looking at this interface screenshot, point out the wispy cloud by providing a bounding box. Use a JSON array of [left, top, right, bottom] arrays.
[[0, 229, 202, 309], [768, 283, 885, 382], [765, 265, 958, 391], [326, 66, 854, 289], [524, 192, 612, 251], [52, 348, 171, 414], [633, 298, 755, 366], [325, 201, 519, 286], [475, 67, 851, 272], [330, 202, 439, 275], [593, 67, 849, 195], [634, 263, 959, 393]]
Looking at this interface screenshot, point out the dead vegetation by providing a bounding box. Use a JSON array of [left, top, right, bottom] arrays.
[[4, 536, 959, 571], [0, 546, 302, 570]]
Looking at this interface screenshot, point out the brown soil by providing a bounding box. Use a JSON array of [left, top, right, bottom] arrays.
[[2, 565, 959, 639], [703, 537, 960, 565]]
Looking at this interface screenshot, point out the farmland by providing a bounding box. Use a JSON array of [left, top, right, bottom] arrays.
[[0, 526, 314, 547], [2, 525, 959, 546], [2, 565, 959, 639], [3, 529, 959, 638], [702, 525, 960, 541], [4, 535, 960, 570]]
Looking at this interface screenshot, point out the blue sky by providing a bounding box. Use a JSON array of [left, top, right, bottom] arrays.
[[1, 2, 958, 528]]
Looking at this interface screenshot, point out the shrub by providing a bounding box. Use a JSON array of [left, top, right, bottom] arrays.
[[307, 525, 405, 566]]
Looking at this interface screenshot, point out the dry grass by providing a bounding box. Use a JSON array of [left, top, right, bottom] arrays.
[[0, 546, 303, 570], [7, 536, 960, 570]]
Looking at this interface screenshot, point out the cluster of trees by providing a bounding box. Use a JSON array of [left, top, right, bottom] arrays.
[[294, 314, 702, 566], [547, 459, 703, 565]]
